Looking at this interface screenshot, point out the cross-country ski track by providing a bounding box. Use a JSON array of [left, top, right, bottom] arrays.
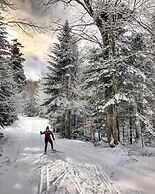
[[37, 159, 118, 194]]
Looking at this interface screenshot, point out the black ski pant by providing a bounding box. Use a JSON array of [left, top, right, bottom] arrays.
[[45, 138, 53, 152]]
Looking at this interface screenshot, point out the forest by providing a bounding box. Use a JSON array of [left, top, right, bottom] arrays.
[[1, 0, 155, 148]]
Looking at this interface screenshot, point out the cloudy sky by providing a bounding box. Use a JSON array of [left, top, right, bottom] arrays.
[[8, 0, 71, 81], [8, 0, 153, 81], [6, 0, 98, 81]]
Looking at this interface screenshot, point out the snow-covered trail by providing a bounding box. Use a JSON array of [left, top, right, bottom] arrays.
[[0, 116, 155, 194], [0, 117, 119, 194], [37, 157, 119, 194], [0, 117, 48, 194]]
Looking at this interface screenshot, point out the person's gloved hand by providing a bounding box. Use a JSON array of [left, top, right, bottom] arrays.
[[40, 131, 42, 135]]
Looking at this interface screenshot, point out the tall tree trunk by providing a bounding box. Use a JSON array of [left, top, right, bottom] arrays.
[[67, 110, 71, 139], [106, 104, 119, 146], [78, 6, 119, 147], [122, 123, 125, 142], [117, 116, 120, 142], [64, 109, 71, 138], [64, 110, 68, 138], [134, 103, 141, 141], [98, 131, 101, 141], [64, 74, 72, 139], [129, 117, 133, 144], [103, 30, 119, 147]]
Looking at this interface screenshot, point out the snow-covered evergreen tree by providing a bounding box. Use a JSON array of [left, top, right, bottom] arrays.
[[83, 27, 155, 146], [43, 21, 79, 138], [22, 80, 40, 117], [10, 38, 26, 93], [83, 48, 107, 138], [0, 17, 16, 126], [114, 28, 155, 144]]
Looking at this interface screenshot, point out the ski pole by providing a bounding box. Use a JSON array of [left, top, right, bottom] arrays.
[[54, 139, 57, 146]]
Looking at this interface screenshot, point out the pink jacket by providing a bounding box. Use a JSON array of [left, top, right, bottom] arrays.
[[40, 130, 55, 140]]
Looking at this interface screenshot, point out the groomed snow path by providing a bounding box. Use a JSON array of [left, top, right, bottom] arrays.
[[0, 116, 119, 194], [0, 116, 155, 194]]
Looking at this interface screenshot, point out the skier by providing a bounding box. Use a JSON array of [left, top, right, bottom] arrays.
[[40, 126, 55, 153]]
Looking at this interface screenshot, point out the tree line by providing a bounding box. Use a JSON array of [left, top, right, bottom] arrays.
[[0, 16, 40, 126], [0, 16, 26, 126]]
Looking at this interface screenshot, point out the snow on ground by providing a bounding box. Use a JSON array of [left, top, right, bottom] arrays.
[[0, 116, 155, 194]]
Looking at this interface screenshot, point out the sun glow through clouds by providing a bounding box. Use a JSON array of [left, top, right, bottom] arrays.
[[6, 26, 16, 41]]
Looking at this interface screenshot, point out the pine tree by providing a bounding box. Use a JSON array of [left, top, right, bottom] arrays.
[[83, 27, 155, 146], [10, 38, 26, 93], [115, 29, 155, 145], [83, 48, 108, 141], [22, 80, 40, 117], [0, 17, 16, 126], [43, 21, 78, 138]]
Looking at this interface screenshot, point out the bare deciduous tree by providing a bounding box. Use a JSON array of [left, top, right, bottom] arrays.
[[0, 0, 48, 35], [0, 0, 15, 10]]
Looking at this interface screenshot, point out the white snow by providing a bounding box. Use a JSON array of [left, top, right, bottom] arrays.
[[98, 93, 130, 112], [128, 66, 146, 80], [0, 116, 155, 194]]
